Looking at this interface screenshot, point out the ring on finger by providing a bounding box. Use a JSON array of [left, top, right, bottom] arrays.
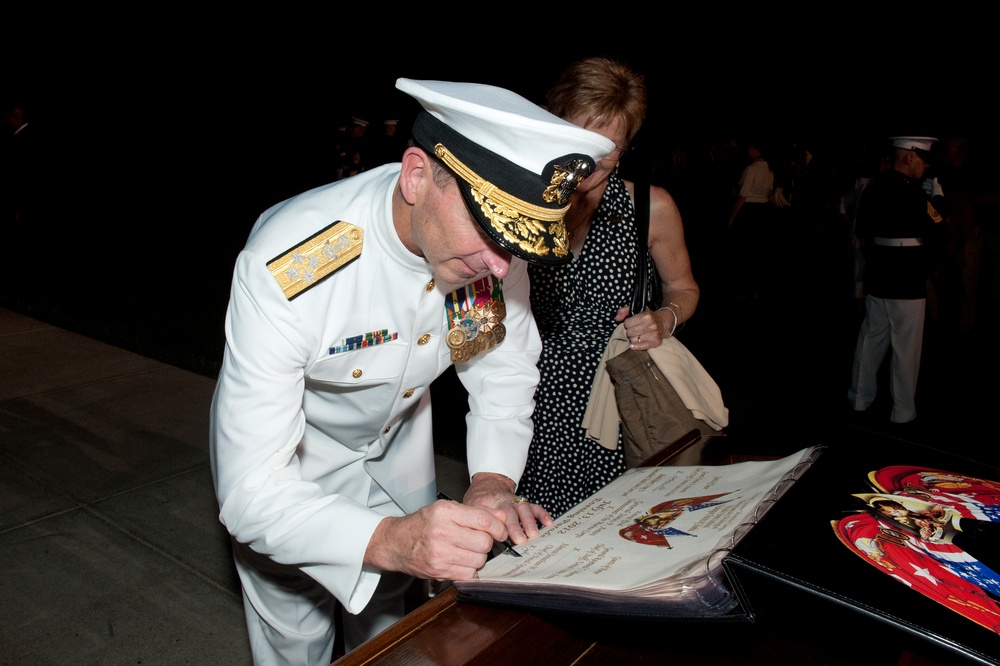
[[512, 495, 529, 507]]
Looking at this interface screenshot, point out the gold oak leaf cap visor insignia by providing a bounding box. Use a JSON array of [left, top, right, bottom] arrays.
[[397, 78, 615, 265]]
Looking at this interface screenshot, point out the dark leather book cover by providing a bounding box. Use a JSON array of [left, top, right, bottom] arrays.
[[454, 582, 756, 622]]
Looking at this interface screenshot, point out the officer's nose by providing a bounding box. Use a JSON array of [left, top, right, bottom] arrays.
[[481, 246, 512, 278]]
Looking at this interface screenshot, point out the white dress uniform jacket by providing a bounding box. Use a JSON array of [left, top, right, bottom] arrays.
[[210, 164, 541, 615]]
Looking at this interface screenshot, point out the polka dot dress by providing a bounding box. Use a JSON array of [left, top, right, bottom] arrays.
[[520, 174, 646, 517]]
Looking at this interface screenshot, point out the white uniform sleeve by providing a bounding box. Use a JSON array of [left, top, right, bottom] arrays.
[[210, 249, 382, 612], [458, 258, 541, 487]]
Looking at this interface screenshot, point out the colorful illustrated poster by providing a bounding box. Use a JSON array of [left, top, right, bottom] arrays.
[[832, 465, 1000, 633]]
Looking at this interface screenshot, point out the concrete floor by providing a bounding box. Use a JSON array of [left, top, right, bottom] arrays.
[[0, 307, 470, 665]]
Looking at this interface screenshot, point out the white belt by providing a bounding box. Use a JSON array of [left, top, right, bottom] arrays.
[[873, 237, 923, 247]]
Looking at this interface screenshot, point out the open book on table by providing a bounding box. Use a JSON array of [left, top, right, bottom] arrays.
[[453, 445, 822, 619]]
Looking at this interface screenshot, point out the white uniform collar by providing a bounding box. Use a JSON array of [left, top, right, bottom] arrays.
[[369, 164, 434, 275]]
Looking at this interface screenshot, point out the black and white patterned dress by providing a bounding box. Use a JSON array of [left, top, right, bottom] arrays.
[[519, 174, 646, 517]]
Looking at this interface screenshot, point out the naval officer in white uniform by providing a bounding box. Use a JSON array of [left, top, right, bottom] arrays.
[[209, 78, 615, 665]]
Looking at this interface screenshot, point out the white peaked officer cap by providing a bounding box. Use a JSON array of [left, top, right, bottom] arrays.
[[889, 136, 938, 160], [396, 78, 615, 265]]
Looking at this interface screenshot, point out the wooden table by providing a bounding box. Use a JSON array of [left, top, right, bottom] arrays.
[[333, 431, 954, 666]]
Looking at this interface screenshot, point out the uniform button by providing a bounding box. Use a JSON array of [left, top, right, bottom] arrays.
[[402, 389, 415, 398], [417, 334, 431, 345], [352, 369, 362, 378], [425, 279, 435, 291]]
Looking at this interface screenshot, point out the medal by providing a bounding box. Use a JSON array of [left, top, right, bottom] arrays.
[[445, 276, 507, 362], [446, 328, 467, 349]]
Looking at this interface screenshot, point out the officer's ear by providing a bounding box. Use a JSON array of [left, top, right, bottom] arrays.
[[398, 146, 431, 205]]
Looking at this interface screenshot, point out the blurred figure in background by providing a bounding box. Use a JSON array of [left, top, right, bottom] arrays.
[[339, 116, 370, 178], [726, 138, 775, 301], [2, 99, 46, 289], [848, 136, 949, 426], [368, 118, 409, 169], [840, 144, 893, 317], [934, 132, 983, 334], [2, 100, 39, 231]]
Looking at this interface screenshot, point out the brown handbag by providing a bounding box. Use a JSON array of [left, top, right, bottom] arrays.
[[605, 347, 719, 468], [605, 181, 722, 468]]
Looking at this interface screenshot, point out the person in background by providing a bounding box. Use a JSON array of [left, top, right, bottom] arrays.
[[369, 118, 409, 169], [2, 100, 39, 231], [848, 136, 947, 426], [2, 99, 48, 289], [726, 138, 775, 300], [209, 77, 614, 664], [331, 123, 350, 181], [840, 145, 893, 318], [517, 57, 701, 517], [934, 132, 981, 334], [340, 116, 370, 178]]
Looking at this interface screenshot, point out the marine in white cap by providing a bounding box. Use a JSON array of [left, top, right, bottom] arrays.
[[889, 135, 937, 155], [848, 134, 948, 426], [209, 78, 613, 664]]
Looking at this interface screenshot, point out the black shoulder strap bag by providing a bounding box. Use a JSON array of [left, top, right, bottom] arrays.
[[630, 179, 662, 315]]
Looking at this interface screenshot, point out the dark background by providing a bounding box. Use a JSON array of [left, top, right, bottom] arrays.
[[3, 23, 997, 464], [7, 22, 995, 251]]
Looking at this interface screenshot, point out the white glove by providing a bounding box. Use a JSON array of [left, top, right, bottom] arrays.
[[922, 176, 944, 198]]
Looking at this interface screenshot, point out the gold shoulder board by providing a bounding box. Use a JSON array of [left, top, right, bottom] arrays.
[[267, 221, 363, 300]]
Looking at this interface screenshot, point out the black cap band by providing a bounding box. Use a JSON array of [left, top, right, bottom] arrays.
[[411, 112, 594, 265]]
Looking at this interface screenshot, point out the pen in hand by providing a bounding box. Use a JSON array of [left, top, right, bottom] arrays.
[[437, 491, 522, 557], [496, 538, 522, 558]]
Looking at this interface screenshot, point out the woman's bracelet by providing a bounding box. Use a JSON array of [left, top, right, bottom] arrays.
[[661, 306, 678, 340], [666, 301, 686, 333]]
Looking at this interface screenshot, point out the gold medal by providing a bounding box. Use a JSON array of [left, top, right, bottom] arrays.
[[491, 300, 506, 320], [451, 345, 471, 363], [446, 328, 467, 349]]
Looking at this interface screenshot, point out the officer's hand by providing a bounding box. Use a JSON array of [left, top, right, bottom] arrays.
[[364, 500, 506, 581], [465, 472, 553, 545]]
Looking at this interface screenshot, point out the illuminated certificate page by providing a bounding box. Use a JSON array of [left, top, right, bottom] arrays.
[[456, 447, 818, 610]]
